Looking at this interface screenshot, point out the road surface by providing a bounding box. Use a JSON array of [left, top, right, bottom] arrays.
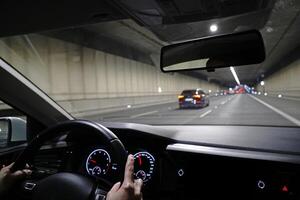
[[87, 94, 300, 127]]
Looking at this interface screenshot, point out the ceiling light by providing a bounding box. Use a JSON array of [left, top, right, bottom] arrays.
[[230, 67, 240, 85], [260, 81, 265, 86], [278, 94, 282, 98], [210, 24, 218, 32], [158, 86, 162, 93], [266, 26, 273, 33]]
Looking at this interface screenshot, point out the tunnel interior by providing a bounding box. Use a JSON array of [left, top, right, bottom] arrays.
[[0, 0, 299, 126]]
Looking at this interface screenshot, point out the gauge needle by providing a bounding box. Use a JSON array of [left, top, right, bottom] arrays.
[[90, 159, 97, 164], [138, 154, 142, 166]]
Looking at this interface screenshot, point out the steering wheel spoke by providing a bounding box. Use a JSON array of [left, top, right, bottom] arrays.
[[93, 185, 108, 200]]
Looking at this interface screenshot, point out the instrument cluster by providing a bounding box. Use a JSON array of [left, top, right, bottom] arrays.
[[85, 148, 156, 184]]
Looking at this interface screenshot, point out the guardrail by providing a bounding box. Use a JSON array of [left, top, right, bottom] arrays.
[[57, 94, 178, 118], [263, 89, 300, 100]]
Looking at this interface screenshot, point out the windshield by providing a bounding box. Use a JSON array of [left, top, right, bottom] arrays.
[[0, 1, 299, 127]]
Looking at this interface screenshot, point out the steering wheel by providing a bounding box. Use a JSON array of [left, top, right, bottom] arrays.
[[11, 120, 127, 200]]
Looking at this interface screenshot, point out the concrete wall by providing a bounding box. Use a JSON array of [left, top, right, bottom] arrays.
[[256, 59, 300, 99], [0, 34, 220, 117]]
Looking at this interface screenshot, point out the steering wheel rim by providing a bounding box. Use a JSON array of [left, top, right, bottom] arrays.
[[11, 120, 127, 200]]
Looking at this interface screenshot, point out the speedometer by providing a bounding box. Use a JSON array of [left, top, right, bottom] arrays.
[[133, 152, 155, 183], [86, 149, 111, 178]]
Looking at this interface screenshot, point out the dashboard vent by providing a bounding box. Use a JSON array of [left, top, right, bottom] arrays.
[[33, 148, 66, 176]]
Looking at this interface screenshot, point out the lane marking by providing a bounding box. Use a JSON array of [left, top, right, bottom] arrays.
[[130, 110, 158, 119], [200, 110, 212, 118], [249, 95, 300, 126], [214, 106, 218, 109], [220, 101, 226, 105]]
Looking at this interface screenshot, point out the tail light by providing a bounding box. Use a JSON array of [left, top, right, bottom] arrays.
[[193, 95, 201, 100], [178, 95, 184, 103]]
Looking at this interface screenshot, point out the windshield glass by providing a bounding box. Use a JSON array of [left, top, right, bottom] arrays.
[[0, 1, 299, 127]]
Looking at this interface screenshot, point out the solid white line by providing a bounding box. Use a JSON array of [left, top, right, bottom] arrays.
[[250, 95, 300, 126], [200, 110, 212, 118], [130, 110, 158, 119]]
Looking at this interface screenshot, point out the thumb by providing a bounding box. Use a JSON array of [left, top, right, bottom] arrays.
[[110, 182, 121, 192]]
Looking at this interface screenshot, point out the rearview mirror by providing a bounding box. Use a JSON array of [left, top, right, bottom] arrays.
[[160, 30, 265, 72]]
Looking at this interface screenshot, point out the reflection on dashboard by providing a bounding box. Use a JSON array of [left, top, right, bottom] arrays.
[[85, 148, 111, 178], [133, 151, 155, 183]]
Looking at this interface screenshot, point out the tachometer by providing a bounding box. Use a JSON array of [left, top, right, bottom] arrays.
[[133, 152, 155, 183], [86, 149, 111, 178]]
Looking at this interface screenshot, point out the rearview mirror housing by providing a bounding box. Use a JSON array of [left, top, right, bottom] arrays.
[[160, 30, 265, 72]]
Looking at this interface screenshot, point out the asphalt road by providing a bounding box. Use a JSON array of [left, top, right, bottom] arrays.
[[87, 94, 300, 127]]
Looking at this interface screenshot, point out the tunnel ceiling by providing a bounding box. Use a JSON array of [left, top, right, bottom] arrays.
[[48, 0, 300, 87], [105, 0, 300, 87], [3, 0, 298, 88]]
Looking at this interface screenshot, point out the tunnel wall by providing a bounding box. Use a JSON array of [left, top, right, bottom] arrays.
[[0, 34, 220, 117], [256, 59, 300, 99]]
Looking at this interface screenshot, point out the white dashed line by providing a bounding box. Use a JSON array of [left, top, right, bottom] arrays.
[[220, 101, 226, 105], [130, 110, 158, 119], [250, 95, 300, 126], [200, 110, 212, 118]]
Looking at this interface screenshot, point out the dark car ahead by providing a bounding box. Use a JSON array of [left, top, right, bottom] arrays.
[[178, 89, 209, 109]]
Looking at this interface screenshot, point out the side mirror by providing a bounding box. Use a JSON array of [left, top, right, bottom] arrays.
[[0, 117, 26, 148]]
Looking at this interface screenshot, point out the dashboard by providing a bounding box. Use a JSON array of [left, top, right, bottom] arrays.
[[34, 124, 300, 200]]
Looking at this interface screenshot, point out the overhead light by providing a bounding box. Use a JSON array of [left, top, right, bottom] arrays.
[[210, 24, 218, 32], [260, 81, 265, 86], [208, 90, 212, 93], [278, 94, 282, 98], [230, 67, 240, 85], [258, 92, 261, 95], [264, 92, 268, 96], [127, 105, 131, 108], [266, 26, 273, 33], [158, 86, 162, 93]]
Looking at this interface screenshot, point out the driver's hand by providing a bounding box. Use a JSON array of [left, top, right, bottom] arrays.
[[106, 155, 143, 200], [0, 163, 32, 194]]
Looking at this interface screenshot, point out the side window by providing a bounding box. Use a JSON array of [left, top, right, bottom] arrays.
[[196, 90, 204, 95], [0, 101, 27, 149]]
